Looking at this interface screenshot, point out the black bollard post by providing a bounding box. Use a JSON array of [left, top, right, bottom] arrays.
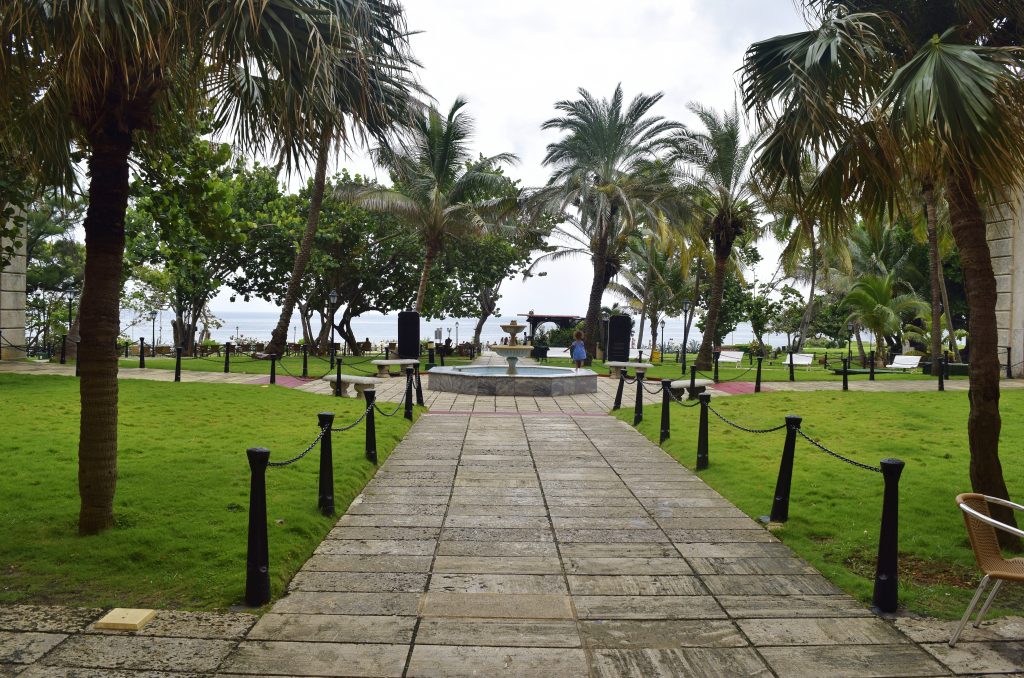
[[1006, 346, 1013, 379], [124, 341, 129, 358], [74, 342, 80, 377], [613, 370, 625, 411], [175, 346, 182, 382], [713, 351, 720, 383], [415, 365, 424, 406], [938, 353, 945, 391], [788, 351, 795, 382], [688, 365, 698, 399], [755, 356, 763, 393], [869, 350, 876, 381], [60, 334, 67, 365], [364, 389, 378, 464], [439, 349, 445, 367], [768, 415, 802, 523], [330, 341, 336, 370], [842, 357, 849, 391], [872, 458, 905, 613], [302, 343, 308, 378], [317, 413, 335, 516], [633, 368, 646, 426], [696, 393, 710, 470], [428, 346, 436, 369], [245, 446, 271, 607], [224, 342, 232, 373], [659, 379, 672, 444], [269, 354, 276, 385], [139, 338, 146, 368], [404, 366, 414, 420], [334, 359, 342, 397]]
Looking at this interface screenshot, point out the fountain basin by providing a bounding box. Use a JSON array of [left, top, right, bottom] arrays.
[[427, 365, 597, 396]]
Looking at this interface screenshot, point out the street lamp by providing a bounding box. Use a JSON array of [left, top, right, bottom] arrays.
[[455, 321, 459, 348], [148, 310, 158, 357], [847, 321, 854, 363], [681, 299, 692, 373], [328, 289, 338, 368], [659, 319, 666, 362]]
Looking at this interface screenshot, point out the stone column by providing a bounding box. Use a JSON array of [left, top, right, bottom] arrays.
[[986, 193, 1024, 377], [0, 222, 27, 359]]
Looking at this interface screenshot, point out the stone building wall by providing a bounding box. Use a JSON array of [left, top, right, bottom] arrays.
[[986, 195, 1024, 377], [0, 222, 27, 359]]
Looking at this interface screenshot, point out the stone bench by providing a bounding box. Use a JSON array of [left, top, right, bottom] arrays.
[[370, 358, 419, 378], [670, 378, 714, 397], [322, 373, 384, 397], [605, 361, 654, 380]]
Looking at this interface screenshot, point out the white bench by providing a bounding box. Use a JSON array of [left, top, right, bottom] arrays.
[[717, 350, 744, 364], [886, 354, 922, 371], [322, 373, 384, 397], [606, 361, 654, 380], [370, 358, 419, 377], [786, 353, 815, 369]]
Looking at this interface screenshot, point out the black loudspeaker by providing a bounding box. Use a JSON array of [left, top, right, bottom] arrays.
[[397, 311, 420, 359], [607, 315, 630, 362]]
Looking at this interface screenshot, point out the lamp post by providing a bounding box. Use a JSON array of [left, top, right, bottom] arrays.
[[455, 321, 459, 348], [148, 310, 158, 357], [328, 289, 338, 369], [847, 321, 854, 364], [681, 299, 692, 373], [659, 319, 665, 362]]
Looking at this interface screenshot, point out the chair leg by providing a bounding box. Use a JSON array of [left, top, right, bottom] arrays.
[[950, 575, 990, 647], [973, 578, 1003, 628]]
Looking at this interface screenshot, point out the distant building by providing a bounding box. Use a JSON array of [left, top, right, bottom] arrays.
[[0, 221, 26, 359], [987, 197, 1024, 377]]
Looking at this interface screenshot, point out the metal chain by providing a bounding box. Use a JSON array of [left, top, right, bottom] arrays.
[[641, 380, 664, 395], [668, 389, 701, 408], [706, 403, 788, 434], [796, 428, 881, 472], [332, 403, 374, 431], [622, 375, 638, 384], [267, 426, 329, 468], [374, 376, 411, 417]]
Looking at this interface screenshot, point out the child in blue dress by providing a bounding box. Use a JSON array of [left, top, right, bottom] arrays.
[[570, 331, 587, 368]]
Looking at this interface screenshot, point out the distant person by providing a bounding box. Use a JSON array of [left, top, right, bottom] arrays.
[[570, 331, 587, 369]]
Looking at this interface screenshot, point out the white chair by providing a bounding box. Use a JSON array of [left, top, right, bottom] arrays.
[[787, 353, 815, 370], [949, 493, 1024, 647], [886, 355, 922, 370], [717, 350, 744, 364]]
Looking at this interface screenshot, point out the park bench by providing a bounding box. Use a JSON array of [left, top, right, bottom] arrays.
[[717, 349, 744, 364], [322, 373, 384, 397], [606, 361, 654, 380], [670, 377, 714, 397], [886, 354, 922, 371], [370, 358, 419, 377], [787, 353, 815, 369]]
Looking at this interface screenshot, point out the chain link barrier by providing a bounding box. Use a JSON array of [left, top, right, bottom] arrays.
[[796, 429, 881, 472], [331, 403, 374, 432], [374, 375, 411, 417], [667, 388, 701, 408], [267, 426, 329, 468], [706, 402, 787, 434]]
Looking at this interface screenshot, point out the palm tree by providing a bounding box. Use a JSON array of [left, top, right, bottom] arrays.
[[843, 273, 926, 359], [264, 12, 419, 356], [670, 103, 760, 369], [0, 1, 395, 534], [532, 85, 681, 361], [361, 99, 518, 312], [743, 2, 1024, 545]]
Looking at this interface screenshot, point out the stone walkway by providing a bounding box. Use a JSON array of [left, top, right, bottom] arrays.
[[3, 357, 1023, 675]]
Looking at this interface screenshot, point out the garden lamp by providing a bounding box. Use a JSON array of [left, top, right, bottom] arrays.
[[147, 310, 158, 356], [328, 289, 338, 368], [681, 299, 693, 373], [659, 319, 666, 362]]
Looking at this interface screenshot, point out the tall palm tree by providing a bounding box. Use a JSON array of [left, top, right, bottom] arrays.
[[532, 85, 681, 361], [264, 11, 419, 355], [0, 1, 392, 534], [670, 103, 760, 369], [743, 1, 1024, 544], [843, 272, 926, 358], [361, 98, 518, 312]]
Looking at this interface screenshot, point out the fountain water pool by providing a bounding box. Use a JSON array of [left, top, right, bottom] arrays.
[[426, 363, 597, 396]]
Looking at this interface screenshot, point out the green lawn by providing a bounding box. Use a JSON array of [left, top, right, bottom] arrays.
[[0, 373, 415, 610], [113, 353, 473, 378], [616, 389, 1024, 619], [544, 356, 949, 382]]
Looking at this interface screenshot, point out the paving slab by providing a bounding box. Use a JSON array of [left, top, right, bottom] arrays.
[[0, 631, 66, 664], [757, 644, 948, 677], [590, 647, 772, 678], [414, 619, 580, 648], [580, 619, 747, 649], [40, 635, 234, 673], [406, 645, 589, 678], [222, 641, 408, 677], [246, 613, 416, 644], [0, 606, 102, 633]]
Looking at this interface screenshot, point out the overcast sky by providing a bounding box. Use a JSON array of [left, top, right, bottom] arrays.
[[211, 0, 808, 315]]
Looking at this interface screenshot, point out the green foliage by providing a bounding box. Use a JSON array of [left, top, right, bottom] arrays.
[[0, 373, 415, 608], [0, 156, 33, 272]]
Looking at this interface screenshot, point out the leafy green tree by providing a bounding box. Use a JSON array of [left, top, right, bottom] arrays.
[[0, 0, 378, 534], [362, 99, 519, 313], [771, 286, 808, 351], [745, 283, 781, 355]]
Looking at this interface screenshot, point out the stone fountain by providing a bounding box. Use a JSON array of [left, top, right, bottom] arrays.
[[489, 320, 533, 374]]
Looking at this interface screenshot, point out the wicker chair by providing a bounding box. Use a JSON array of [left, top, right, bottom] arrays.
[[950, 493, 1024, 646]]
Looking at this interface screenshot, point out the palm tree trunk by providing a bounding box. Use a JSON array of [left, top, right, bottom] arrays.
[[939, 272, 961, 361], [266, 125, 332, 356], [923, 185, 944, 378], [855, 327, 866, 363], [696, 255, 728, 370], [796, 226, 816, 352], [685, 262, 701, 353], [415, 243, 439, 313], [78, 130, 132, 535], [946, 166, 1019, 549], [582, 249, 610, 364]]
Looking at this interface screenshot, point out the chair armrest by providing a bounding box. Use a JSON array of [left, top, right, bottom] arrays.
[[960, 503, 1024, 539], [980, 495, 1024, 513]]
